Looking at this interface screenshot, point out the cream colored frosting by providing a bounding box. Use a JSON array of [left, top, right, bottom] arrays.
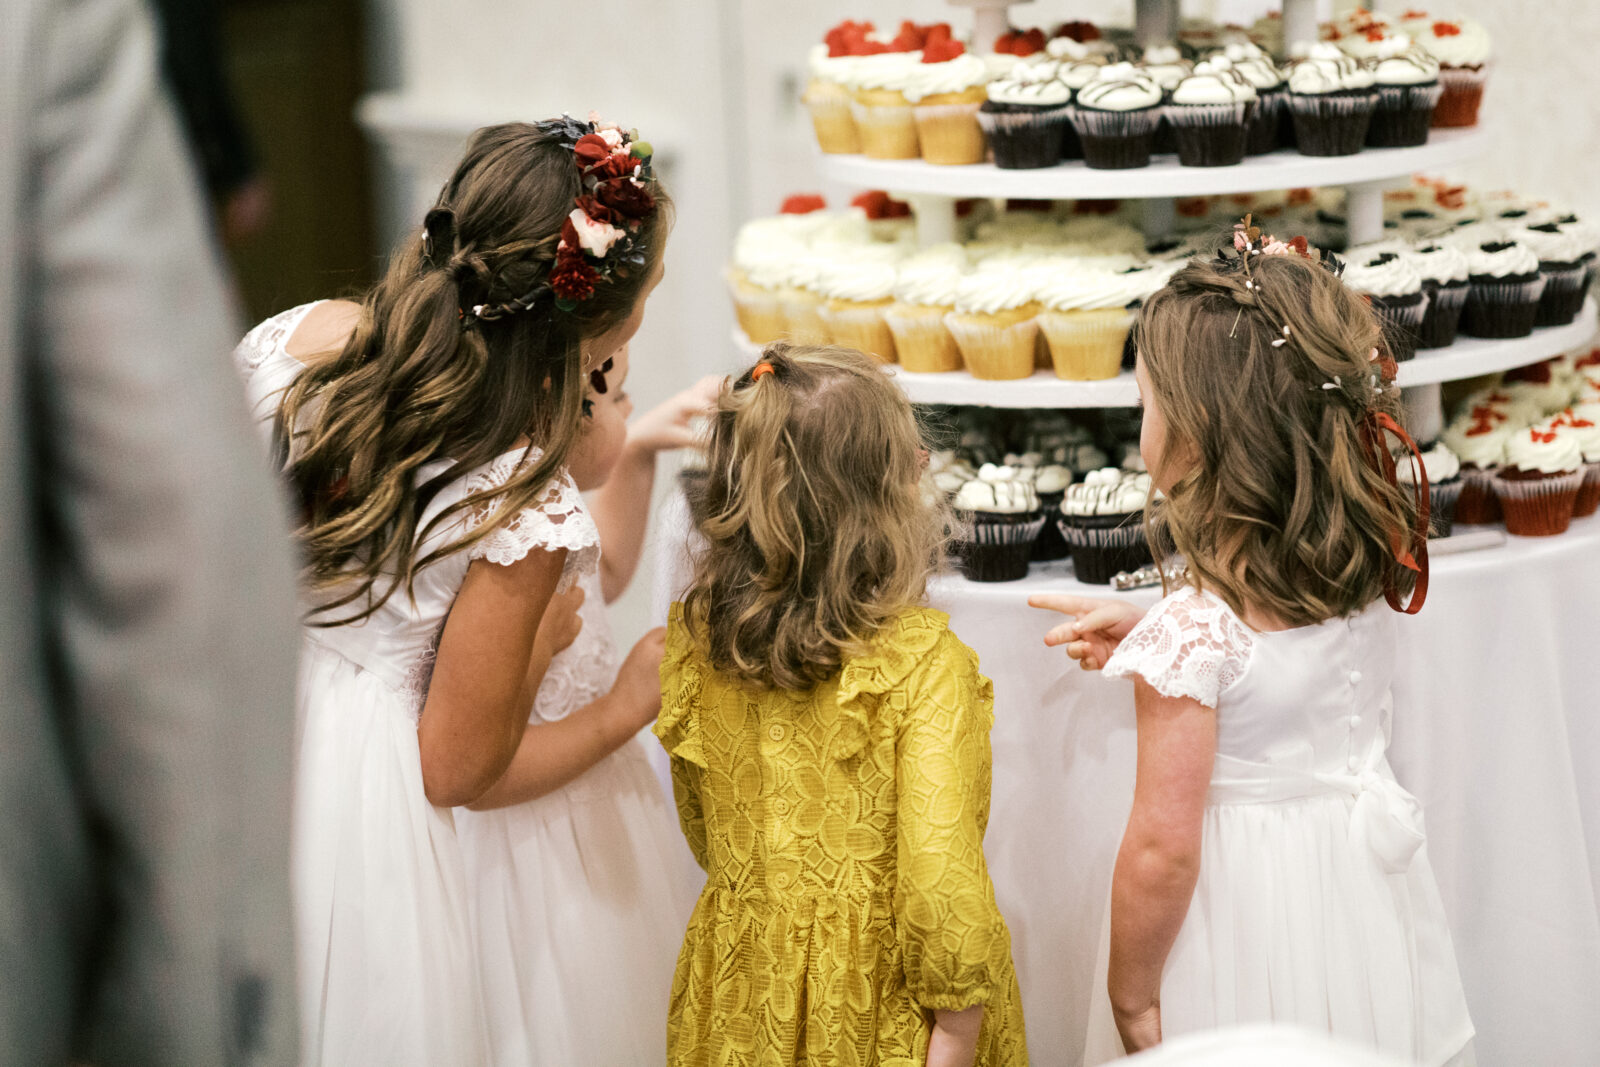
[[1403, 243, 1470, 285], [1289, 43, 1376, 94], [953, 266, 1035, 314], [1171, 59, 1258, 105], [1342, 249, 1423, 298], [986, 61, 1072, 107], [1504, 425, 1582, 474], [902, 52, 991, 102], [1515, 223, 1592, 267], [1395, 441, 1460, 485], [1078, 63, 1163, 111], [893, 245, 968, 308], [954, 476, 1040, 513], [1442, 418, 1510, 468], [816, 258, 899, 302], [1034, 465, 1073, 494], [1061, 468, 1151, 515], [1546, 411, 1600, 463], [1372, 43, 1440, 85], [1417, 19, 1491, 67], [1465, 241, 1541, 280]]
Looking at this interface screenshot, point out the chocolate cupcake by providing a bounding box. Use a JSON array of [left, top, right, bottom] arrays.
[[1057, 468, 1154, 584], [1396, 440, 1463, 537], [1286, 44, 1379, 156], [1140, 45, 1193, 155], [1217, 42, 1286, 154], [1461, 240, 1546, 339], [1045, 38, 1110, 160], [1029, 463, 1074, 561], [1515, 222, 1593, 328], [1343, 246, 1429, 362], [1070, 63, 1164, 169], [952, 471, 1047, 582], [978, 60, 1074, 169], [1365, 40, 1442, 147], [1402, 243, 1471, 350], [1166, 60, 1258, 167]]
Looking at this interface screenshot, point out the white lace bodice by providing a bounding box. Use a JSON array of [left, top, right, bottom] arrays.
[[532, 566, 620, 724], [233, 302, 600, 714], [1105, 585, 1402, 789]]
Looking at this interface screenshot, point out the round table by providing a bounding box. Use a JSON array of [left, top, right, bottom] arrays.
[[651, 498, 1600, 1065]]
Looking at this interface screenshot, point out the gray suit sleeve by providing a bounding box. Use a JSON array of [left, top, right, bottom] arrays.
[[26, 1, 300, 1064]]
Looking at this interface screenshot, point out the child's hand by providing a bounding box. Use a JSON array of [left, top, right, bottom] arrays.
[[1029, 594, 1145, 672], [607, 627, 668, 734], [534, 582, 586, 662], [626, 375, 722, 454]]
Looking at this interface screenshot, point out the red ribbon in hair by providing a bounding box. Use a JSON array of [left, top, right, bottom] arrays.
[[1358, 411, 1429, 615]]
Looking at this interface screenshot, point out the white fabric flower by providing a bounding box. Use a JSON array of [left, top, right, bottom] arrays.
[[568, 208, 623, 257]]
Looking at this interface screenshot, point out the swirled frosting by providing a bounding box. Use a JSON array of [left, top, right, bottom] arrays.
[[1171, 59, 1258, 105], [1342, 248, 1423, 298], [1442, 419, 1511, 468], [1288, 43, 1377, 93], [1033, 261, 1158, 311], [1140, 45, 1193, 90], [1078, 63, 1163, 111], [1546, 410, 1600, 463], [987, 61, 1072, 106], [902, 52, 991, 102], [954, 476, 1040, 513], [893, 245, 968, 307], [846, 52, 925, 92], [1404, 243, 1471, 284], [1505, 425, 1582, 474], [1515, 223, 1592, 267], [1373, 42, 1441, 85], [1466, 241, 1541, 279], [816, 258, 898, 302], [1395, 441, 1461, 485], [1062, 468, 1151, 516], [953, 265, 1035, 314], [1416, 19, 1491, 67]]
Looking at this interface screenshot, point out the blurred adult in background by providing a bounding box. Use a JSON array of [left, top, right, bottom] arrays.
[[0, 0, 300, 1064], [148, 0, 273, 245]]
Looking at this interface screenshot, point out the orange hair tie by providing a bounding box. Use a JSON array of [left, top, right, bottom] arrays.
[[751, 361, 775, 381]]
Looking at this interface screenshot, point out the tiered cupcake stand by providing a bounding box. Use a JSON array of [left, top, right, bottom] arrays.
[[708, 2, 1600, 1062]]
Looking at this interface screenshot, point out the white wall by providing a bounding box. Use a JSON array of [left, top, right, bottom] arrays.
[[363, 0, 1598, 644]]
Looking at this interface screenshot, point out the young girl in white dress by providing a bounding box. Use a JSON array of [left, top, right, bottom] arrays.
[[456, 348, 716, 1065], [1034, 236, 1474, 1065], [232, 117, 669, 1065]]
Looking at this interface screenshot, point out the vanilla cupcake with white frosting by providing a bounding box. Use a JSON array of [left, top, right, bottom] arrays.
[[906, 41, 992, 165], [882, 244, 967, 373], [944, 264, 1041, 381], [1033, 260, 1151, 380], [814, 256, 901, 365], [1286, 42, 1378, 156]]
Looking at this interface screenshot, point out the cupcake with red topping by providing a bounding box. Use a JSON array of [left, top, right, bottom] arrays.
[[845, 31, 926, 159], [805, 22, 873, 153], [1547, 407, 1600, 517], [1442, 415, 1511, 524], [1493, 424, 1585, 536], [906, 30, 991, 165], [1411, 18, 1490, 127]]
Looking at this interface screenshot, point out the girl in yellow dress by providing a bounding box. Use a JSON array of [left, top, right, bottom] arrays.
[[656, 344, 1029, 1067]]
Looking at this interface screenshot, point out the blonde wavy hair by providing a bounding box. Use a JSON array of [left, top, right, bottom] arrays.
[[681, 344, 949, 690], [1136, 251, 1419, 626], [276, 121, 670, 624]]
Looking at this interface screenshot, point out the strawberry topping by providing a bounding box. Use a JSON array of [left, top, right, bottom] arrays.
[[851, 190, 912, 219], [779, 194, 826, 215]]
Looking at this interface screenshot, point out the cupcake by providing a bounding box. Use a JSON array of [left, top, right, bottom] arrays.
[[1441, 417, 1510, 524], [804, 30, 867, 153], [1030, 463, 1074, 561], [944, 266, 1041, 381], [1286, 43, 1378, 156], [1071, 64, 1165, 169], [1413, 18, 1490, 128], [1034, 261, 1148, 380], [1220, 42, 1286, 154], [1546, 407, 1600, 517], [1402, 242, 1470, 349], [1461, 240, 1547, 339], [1343, 246, 1429, 362], [1557, 404, 1600, 516], [1515, 222, 1593, 328], [1365, 38, 1442, 146], [1166, 59, 1258, 167], [815, 258, 900, 364], [906, 39, 991, 165], [952, 469, 1046, 582], [978, 60, 1073, 169], [1045, 38, 1109, 159], [1396, 440, 1463, 537], [1493, 425, 1585, 536], [883, 245, 966, 373], [1058, 468, 1154, 584], [1545, 212, 1600, 291], [847, 50, 924, 159]]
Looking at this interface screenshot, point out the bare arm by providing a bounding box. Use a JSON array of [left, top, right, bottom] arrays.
[[1108, 677, 1216, 1053], [590, 375, 720, 603], [467, 628, 666, 810], [415, 548, 566, 808]]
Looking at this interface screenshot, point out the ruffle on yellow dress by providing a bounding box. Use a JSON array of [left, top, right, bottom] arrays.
[[656, 604, 1029, 1066]]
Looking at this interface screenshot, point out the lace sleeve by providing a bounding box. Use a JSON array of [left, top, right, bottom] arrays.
[[1102, 587, 1254, 708], [233, 301, 319, 373], [461, 454, 600, 593]]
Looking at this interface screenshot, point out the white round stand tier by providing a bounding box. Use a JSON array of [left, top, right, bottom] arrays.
[[814, 127, 1487, 201], [732, 298, 1597, 408]]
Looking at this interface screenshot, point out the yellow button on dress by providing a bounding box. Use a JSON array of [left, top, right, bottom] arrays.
[[656, 604, 1029, 1067]]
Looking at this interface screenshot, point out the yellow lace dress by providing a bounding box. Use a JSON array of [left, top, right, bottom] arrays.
[[655, 604, 1028, 1067]]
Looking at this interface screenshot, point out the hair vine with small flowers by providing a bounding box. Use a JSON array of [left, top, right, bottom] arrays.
[[1216, 213, 1402, 409], [456, 112, 659, 326]]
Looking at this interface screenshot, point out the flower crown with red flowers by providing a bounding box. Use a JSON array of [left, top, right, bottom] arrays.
[[470, 113, 659, 322]]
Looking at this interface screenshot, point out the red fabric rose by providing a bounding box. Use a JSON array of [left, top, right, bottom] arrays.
[[1286, 235, 1310, 256], [573, 133, 610, 168], [576, 194, 617, 226], [595, 178, 655, 220], [550, 250, 598, 301], [560, 216, 580, 251]]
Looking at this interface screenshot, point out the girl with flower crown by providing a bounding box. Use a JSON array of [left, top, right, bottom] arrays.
[[232, 116, 668, 1065], [1033, 236, 1474, 1064]]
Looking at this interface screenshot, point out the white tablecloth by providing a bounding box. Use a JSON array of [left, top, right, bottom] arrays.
[[651, 499, 1600, 1065]]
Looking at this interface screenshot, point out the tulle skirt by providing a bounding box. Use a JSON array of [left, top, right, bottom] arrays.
[[1083, 792, 1473, 1065], [457, 735, 700, 1066], [293, 640, 488, 1066]]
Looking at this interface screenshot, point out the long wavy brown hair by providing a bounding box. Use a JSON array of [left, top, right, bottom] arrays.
[[1136, 252, 1418, 627], [681, 344, 949, 691], [275, 121, 670, 623]]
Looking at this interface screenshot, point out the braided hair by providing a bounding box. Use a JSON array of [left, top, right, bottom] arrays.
[[276, 121, 671, 624], [1134, 247, 1419, 626]]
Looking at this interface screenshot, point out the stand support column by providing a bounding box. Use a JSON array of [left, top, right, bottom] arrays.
[[907, 194, 959, 247]]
